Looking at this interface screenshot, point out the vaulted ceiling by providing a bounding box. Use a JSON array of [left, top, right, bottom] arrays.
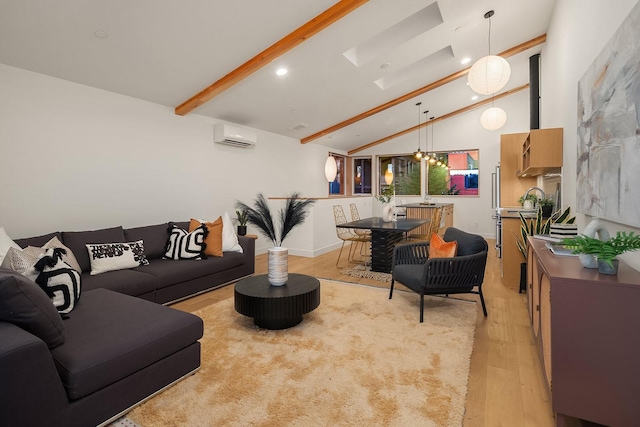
[[0, 0, 557, 153]]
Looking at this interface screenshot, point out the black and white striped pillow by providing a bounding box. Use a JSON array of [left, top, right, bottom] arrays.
[[164, 224, 208, 260]]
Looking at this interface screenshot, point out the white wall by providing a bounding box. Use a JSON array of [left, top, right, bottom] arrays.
[[6, 0, 637, 263], [541, 0, 640, 269], [0, 64, 332, 256], [356, 89, 531, 239]]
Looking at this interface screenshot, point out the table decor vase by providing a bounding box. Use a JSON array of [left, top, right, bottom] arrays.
[[382, 203, 394, 222], [268, 247, 288, 286]]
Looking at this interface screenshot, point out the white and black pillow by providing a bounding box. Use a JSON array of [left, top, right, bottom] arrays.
[[164, 224, 208, 260], [85, 240, 149, 275], [34, 247, 81, 315]]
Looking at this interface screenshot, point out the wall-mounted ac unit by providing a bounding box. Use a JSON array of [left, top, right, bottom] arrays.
[[214, 124, 257, 148]]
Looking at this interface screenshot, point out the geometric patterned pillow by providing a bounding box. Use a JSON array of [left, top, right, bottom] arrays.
[[34, 247, 81, 315], [85, 240, 149, 275], [38, 236, 82, 273], [189, 218, 223, 257], [164, 224, 208, 260], [0, 246, 43, 280]]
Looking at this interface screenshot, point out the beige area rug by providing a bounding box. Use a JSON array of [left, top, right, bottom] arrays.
[[126, 280, 477, 427], [340, 265, 392, 282]]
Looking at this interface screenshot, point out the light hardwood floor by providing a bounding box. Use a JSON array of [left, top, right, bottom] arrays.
[[172, 239, 555, 426]]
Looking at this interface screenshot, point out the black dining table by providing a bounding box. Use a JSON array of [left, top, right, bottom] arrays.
[[336, 217, 429, 273]]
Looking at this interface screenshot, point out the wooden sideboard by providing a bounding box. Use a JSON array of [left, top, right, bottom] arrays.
[[401, 203, 453, 236], [526, 237, 640, 427]]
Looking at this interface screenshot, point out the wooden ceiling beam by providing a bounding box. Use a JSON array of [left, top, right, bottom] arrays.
[[302, 34, 546, 144], [347, 83, 529, 155], [175, 0, 369, 116]]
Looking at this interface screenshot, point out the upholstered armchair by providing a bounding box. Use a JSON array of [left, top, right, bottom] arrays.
[[389, 227, 488, 322]]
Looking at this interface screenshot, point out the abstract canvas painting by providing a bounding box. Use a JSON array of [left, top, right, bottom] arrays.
[[576, 2, 640, 227]]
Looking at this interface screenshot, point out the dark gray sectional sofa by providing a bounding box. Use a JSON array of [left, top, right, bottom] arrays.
[[15, 221, 256, 304], [0, 221, 255, 426]]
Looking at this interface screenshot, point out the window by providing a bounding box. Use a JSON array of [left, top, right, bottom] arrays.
[[378, 155, 422, 196], [427, 149, 479, 196], [352, 157, 372, 194], [328, 153, 346, 195]]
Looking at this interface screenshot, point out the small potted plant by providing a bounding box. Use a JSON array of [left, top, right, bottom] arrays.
[[235, 209, 249, 236], [562, 231, 640, 275], [537, 198, 554, 218], [375, 184, 395, 222], [518, 193, 538, 208]]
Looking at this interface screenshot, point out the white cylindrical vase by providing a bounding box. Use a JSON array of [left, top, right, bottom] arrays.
[[382, 203, 394, 222], [268, 246, 288, 286]]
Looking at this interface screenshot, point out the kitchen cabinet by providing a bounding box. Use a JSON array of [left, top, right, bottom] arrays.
[[500, 133, 536, 206], [518, 128, 563, 177], [526, 237, 640, 427], [501, 216, 526, 290]]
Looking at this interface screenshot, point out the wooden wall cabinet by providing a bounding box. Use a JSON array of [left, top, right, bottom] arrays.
[[500, 132, 536, 206], [518, 128, 563, 177], [526, 238, 640, 427]]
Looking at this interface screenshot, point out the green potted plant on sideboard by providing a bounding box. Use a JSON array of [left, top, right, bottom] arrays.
[[562, 231, 640, 275], [514, 206, 575, 292]]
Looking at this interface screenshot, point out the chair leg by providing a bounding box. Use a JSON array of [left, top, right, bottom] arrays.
[[336, 241, 347, 267], [420, 293, 425, 323], [347, 241, 358, 263], [478, 289, 488, 317], [389, 280, 395, 299]]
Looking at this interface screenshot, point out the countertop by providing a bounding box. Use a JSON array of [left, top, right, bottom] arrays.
[[500, 212, 537, 219], [397, 202, 453, 208], [498, 207, 538, 219]]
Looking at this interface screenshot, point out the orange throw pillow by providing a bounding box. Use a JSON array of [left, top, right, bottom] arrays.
[[428, 233, 458, 258], [189, 218, 223, 257]]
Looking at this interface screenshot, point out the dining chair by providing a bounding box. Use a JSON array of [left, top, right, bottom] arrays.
[[349, 203, 372, 259], [333, 205, 370, 267], [395, 199, 407, 218], [403, 206, 442, 243]]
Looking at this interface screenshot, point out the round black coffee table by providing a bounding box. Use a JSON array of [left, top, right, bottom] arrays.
[[234, 273, 321, 330]]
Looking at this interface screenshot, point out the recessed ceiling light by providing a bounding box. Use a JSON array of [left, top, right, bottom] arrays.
[[472, 95, 479, 100], [461, 57, 471, 65], [276, 68, 288, 76], [94, 30, 108, 39]]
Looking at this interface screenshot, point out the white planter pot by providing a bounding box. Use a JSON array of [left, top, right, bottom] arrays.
[[579, 218, 611, 269], [267, 246, 288, 286], [382, 203, 394, 222]]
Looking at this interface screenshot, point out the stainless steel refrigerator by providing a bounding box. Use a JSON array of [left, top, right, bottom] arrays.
[[491, 164, 502, 258]]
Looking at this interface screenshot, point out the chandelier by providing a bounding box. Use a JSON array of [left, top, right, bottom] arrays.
[[413, 102, 423, 159]]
